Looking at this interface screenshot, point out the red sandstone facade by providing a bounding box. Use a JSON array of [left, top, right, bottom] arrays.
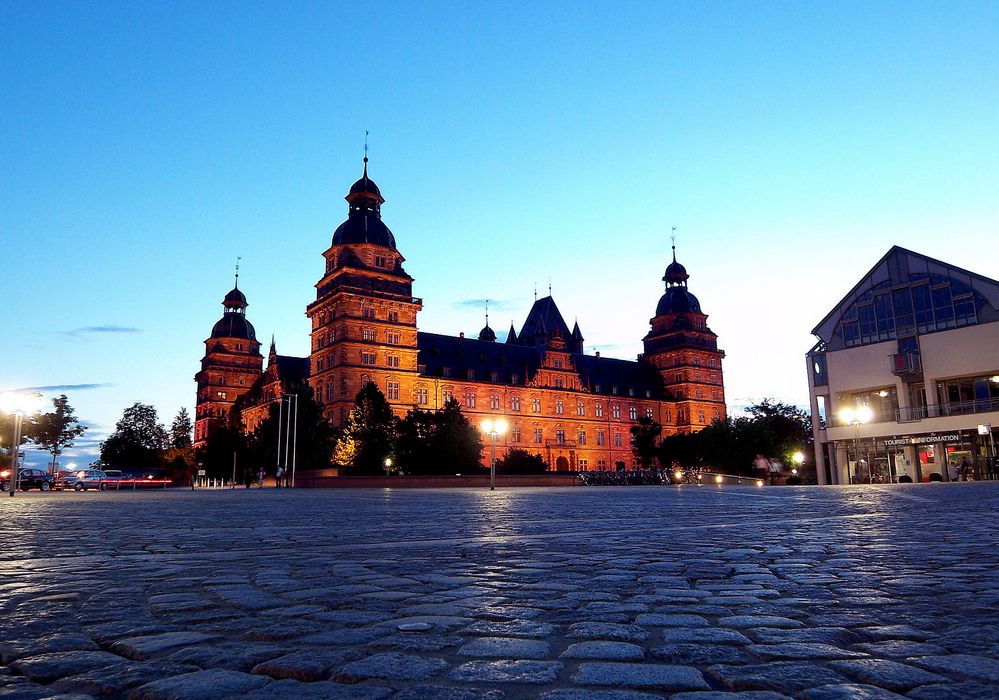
[[195, 159, 726, 469]]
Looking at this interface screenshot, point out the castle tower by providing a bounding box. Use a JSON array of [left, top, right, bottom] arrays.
[[306, 157, 422, 426], [193, 278, 264, 448], [642, 245, 727, 432]]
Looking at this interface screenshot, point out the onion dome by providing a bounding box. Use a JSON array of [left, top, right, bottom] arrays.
[[663, 245, 689, 286], [656, 287, 702, 315], [211, 277, 256, 340], [332, 157, 397, 249], [222, 286, 247, 310], [478, 304, 496, 341]]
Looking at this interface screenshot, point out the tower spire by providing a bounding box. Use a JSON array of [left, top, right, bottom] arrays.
[[363, 130, 369, 178], [485, 299, 489, 327], [671, 226, 677, 262], [234, 256, 241, 288]]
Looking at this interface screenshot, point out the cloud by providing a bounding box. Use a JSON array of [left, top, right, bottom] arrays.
[[452, 298, 519, 312], [12, 383, 112, 393], [60, 325, 142, 338]]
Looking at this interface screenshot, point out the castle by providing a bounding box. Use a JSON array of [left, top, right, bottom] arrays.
[[194, 159, 727, 471]]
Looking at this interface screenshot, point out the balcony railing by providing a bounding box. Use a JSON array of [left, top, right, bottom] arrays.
[[890, 352, 923, 380], [895, 397, 999, 422]]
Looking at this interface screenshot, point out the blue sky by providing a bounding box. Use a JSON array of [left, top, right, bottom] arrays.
[[3, 1, 997, 467]]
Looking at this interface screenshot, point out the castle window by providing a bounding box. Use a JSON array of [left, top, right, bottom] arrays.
[[532, 398, 541, 413], [415, 387, 429, 405], [629, 406, 637, 420], [465, 393, 476, 409], [387, 382, 400, 401], [443, 367, 451, 378], [327, 384, 334, 401], [612, 404, 621, 419], [467, 369, 475, 380], [695, 389, 703, 398], [387, 356, 400, 368], [387, 332, 400, 344], [374, 255, 386, 268], [511, 396, 521, 411], [577, 402, 585, 416], [388, 311, 399, 322], [645, 390, 651, 398], [628, 388, 635, 396], [489, 395, 500, 410], [442, 389, 454, 403], [595, 403, 604, 417], [555, 429, 565, 444], [555, 378, 564, 388], [511, 373, 519, 384], [340, 377, 347, 397], [646, 407, 654, 419], [362, 307, 375, 319], [579, 458, 588, 470], [597, 459, 606, 470], [693, 357, 701, 366], [708, 358, 716, 367], [533, 428, 543, 443], [418, 364, 426, 373], [613, 432, 623, 447], [698, 410, 706, 423], [554, 359, 563, 369], [555, 400, 564, 415], [512, 426, 522, 443], [611, 386, 618, 395], [361, 352, 376, 365], [217, 391, 227, 400], [491, 371, 499, 382], [362, 330, 375, 342], [237, 343, 243, 350], [578, 430, 587, 445], [316, 357, 323, 371], [596, 430, 605, 446], [239, 378, 244, 385]]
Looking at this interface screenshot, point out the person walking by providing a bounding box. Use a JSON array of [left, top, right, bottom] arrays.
[[275, 465, 284, 488], [257, 467, 265, 488], [960, 457, 971, 481]]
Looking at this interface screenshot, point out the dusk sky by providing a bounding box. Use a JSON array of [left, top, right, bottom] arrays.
[[3, 2, 997, 467]]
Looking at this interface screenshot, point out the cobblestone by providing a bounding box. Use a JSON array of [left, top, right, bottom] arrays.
[[1, 484, 997, 697]]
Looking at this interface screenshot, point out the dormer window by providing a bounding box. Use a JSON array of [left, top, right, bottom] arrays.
[[374, 255, 386, 268]]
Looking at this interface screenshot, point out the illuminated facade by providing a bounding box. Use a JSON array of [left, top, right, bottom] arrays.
[[197, 159, 728, 469]]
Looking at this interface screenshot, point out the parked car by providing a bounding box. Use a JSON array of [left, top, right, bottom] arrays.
[[59, 469, 109, 491], [0, 468, 57, 492]]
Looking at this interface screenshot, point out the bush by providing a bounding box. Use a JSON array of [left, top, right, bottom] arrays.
[[495, 449, 548, 475], [785, 475, 802, 485], [928, 472, 943, 482], [898, 474, 913, 483]]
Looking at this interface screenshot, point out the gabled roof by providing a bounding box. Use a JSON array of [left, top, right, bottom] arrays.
[[517, 296, 573, 345], [811, 245, 999, 346]]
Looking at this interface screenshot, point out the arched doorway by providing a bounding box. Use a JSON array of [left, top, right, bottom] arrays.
[[555, 456, 570, 471]]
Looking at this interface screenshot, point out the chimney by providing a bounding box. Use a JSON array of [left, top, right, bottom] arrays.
[[460, 332, 465, 338], [595, 351, 601, 357]]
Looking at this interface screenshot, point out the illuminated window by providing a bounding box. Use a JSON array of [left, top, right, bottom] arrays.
[[512, 426, 521, 442], [577, 402, 585, 416], [555, 400, 564, 415], [533, 428, 543, 443], [578, 430, 587, 445], [629, 406, 637, 420], [465, 393, 476, 409], [613, 433, 623, 447], [489, 395, 500, 410], [387, 356, 400, 368], [595, 403, 604, 417], [596, 430, 605, 446], [361, 352, 376, 365], [612, 404, 621, 419], [387, 382, 400, 401], [646, 407, 654, 419], [416, 388, 428, 405], [511, 396, 521, 411], [532, 398, 541, 413], [555, 429, 565, 443]]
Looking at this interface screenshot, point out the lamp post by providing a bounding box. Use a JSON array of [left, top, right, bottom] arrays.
[[839, 405, 873, 484], [1, 391, 44, 497], [384, 457, 392, 477], [481, 418, 508, 491]]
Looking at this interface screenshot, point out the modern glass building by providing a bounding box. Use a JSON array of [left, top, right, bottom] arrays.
[[807, 246, 999, 485]]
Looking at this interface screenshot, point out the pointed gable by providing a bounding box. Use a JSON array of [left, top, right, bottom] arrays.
[[517, 296, 574, 347], [812, 246, 999, 350]]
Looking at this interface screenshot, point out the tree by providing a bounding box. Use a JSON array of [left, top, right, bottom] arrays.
[[494, 449, 547, 474], [100, 403, 168, 471], [745, 399, 812, 464], [170, 408, 193, 449], [248, 386, 335, 480], [337, 382, 396, 475], [394, 399, 483, 475], [1, 412, 39, 469], [32, 395, 87, 471], [630, 416, 661, 469]]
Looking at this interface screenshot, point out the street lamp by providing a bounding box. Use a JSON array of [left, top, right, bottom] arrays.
[[384, 457, 392, 477], [791, 450, 805, 476], [839, 405, 873, 484], [1, 391, 44, 497], [481, 418, 508, 491]]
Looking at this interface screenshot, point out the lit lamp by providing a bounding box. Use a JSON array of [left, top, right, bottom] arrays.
[[384, 457, 392, 477], [791, 451, 805, 476], [839, 405, 874, 484], [0, 391, 44, 497], [481, 418, 508, 491]]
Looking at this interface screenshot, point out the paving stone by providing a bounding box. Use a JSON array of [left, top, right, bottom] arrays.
[[128, 668, 271, 699], [393, 687, 505, 700], [826, 659, 947, 691], [10, 651, 124, 683], [707, 662, 850, 693], [165, 642, 287, 671], [571, 662, 709, 691], [746, 643, 869, 660], [336, 652, 448, 682], [650, 644, 755, 665], [251, 648, 364, 681], [457, 636, 550, 659], [747, 627, 862, 645], [568, 623, 648, 642], [561, 642, 645, 660], [541, 690, 667, 700], [672, 693, 793, 700], [86, 621, 177, 644], [50, 661, 201, 696], [907, 681, 999, 699], [242, 679, 392, 699], [799, 684, 907, 699], [908, 654, 999, 682], [662, 628, 751, 644], [111, 632, 221, 660], [367, 633, 462, 651], [0, 633, 99, 664], [460, 620, 557, 638], [849, 640, 946, 657], [719, 616, 803, 629], [634, 614, 708, 627], [449, 660, 564, 684], [855, 625, 933, 641]]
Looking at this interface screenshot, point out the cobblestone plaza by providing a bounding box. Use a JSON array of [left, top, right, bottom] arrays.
[[2, 484, 998, 699]]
